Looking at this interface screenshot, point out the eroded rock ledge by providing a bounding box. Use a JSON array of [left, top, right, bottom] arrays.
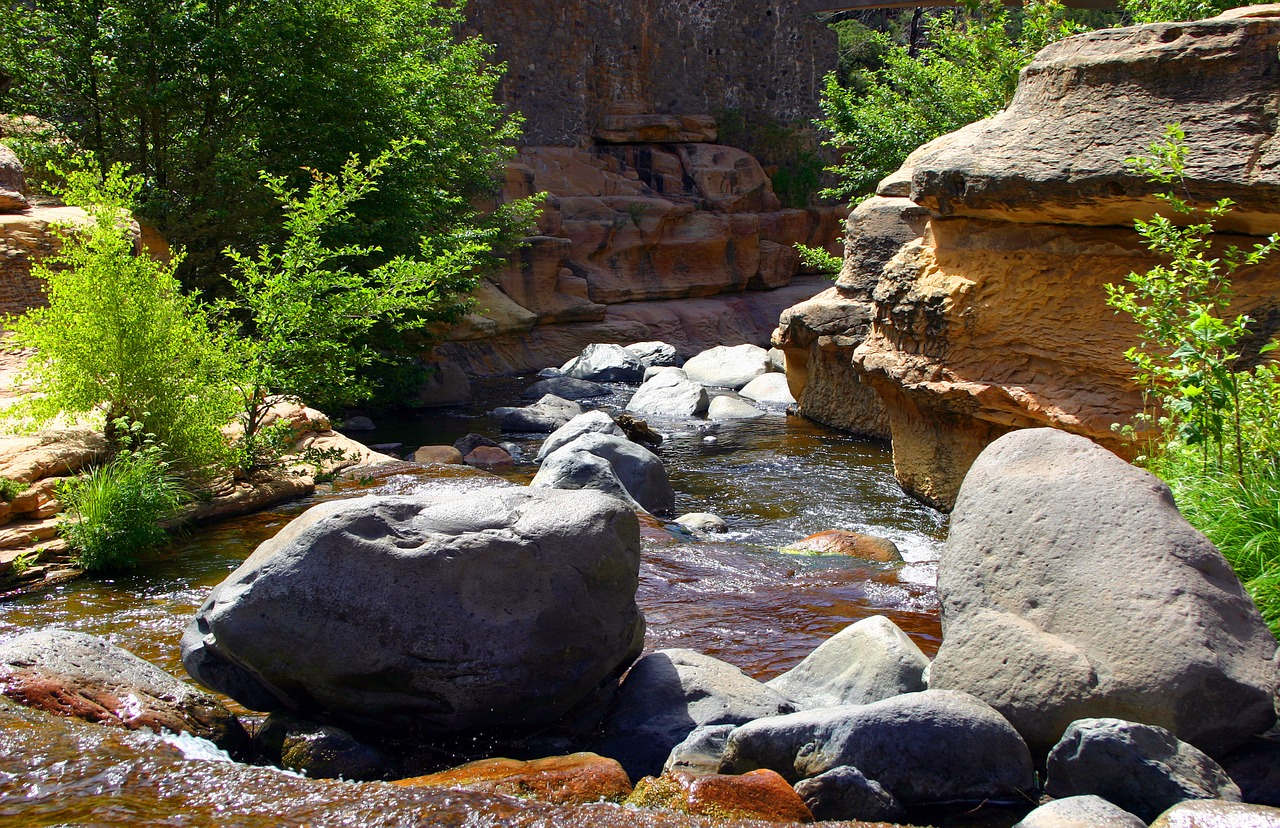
[[777, 7, 1280, 509]]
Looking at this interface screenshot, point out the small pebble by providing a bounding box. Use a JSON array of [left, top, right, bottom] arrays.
[[703, 436, 718, 445]]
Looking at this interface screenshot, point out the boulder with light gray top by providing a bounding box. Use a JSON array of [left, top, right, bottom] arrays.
[[627, 370, 709, 419], [532, 431, 674, 514], [682, 344, 772, 389]]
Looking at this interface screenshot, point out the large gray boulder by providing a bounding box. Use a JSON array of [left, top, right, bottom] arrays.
[[596, 648, 796, 781], [720, 689, 1037, 805], [707, 396, 766, 421], [663, 724, 737, 776], [1045, 718, 1242, 822], [537, 410, 625, 462], [929, 428, 1279, 759], [182, 489, 645, 738], [1150, 800, 1280, 828], [0, 629, 248, 754], [766, 615, 929, 710], [682, 344, 772, 389], [520, 376, 611, 401], [560, 344, 646, 383], [1014, 795, 1146, 828], [626, 370, 709, 419], [492, 394, 582, 433], [531, 431, 675, 514], [625, 341, 682, 368], [0, 144, 27, 212], [738, 373, 795, 405]]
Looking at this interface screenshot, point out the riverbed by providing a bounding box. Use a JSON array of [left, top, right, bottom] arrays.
[[0, 377, 950, 827]]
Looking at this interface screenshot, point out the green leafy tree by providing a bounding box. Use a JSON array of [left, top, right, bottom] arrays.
[[220, 147, 490, 470], [0, 0, 530, 290], [4, 159, 237, 472], [1122, 0, 1270, 23], [818, 0, 1081, 200]]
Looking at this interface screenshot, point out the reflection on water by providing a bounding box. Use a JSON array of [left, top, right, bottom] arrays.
[[0, 377, 950, 827]]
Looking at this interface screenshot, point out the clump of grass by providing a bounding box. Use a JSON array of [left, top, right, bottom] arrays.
[[58, 446, 187, 571], [0, 478, 26, 502]]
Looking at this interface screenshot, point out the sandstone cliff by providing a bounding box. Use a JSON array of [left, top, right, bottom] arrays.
[[777, 6, 1280, 510]]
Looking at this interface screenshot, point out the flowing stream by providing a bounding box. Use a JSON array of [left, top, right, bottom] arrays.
[[0, 377, 952, 827]]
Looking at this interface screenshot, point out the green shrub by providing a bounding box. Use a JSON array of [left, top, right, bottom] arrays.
[[58, 442, 188, 571], [0, 478, 25, 502]]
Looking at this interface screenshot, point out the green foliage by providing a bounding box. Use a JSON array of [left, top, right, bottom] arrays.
[[3, 158, 238, 473], [818, 0, 1081, 200], [58, 434, 188, 571], [1107, 124, 1280, 636], [220, 147, 491, 470], [714, 108, 828, 208], [0, 478, 25, 502], [794, 243, 844, 275], [0, 0, 530, 292], [1122, 0, 1269, 23], [9, 547, 41, 575]]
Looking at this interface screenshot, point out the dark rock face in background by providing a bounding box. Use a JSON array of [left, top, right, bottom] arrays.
[[460, 0, 835, 148]]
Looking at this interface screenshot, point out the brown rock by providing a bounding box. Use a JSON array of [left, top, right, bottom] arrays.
[[628, 770, 813, 823], [0, 144, 26, 213], [0, 516, 59, 550], [0, 428, 106, 485], [393, 753, 633, 805], [595, 114, 718, 144], [412, 445, 465, 465], [786, 530, 902, 563], [464, 445, 514, 468], [1149, 800, 1280, 828]]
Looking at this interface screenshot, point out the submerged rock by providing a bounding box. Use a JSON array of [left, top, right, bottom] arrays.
[[675, 513, 728, 534], [707, 396, 766, 421], [929, 429, 1279, 759], [721, 689, 1036, 805], [182, 488, 644, 739], [493, 394, 582, 433], [520, 376, 611, 401], [766, 615, 928, 710], [257, 713, 387, 781], [393, 752, 633, 805], [0, 629, 248, 755], [784, 529, 901, 562], [596, 648, 795, 781], [1045, 718, 1242, 822]]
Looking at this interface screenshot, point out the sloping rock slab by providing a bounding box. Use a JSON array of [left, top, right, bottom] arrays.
[[929, 429, 1279, 759]]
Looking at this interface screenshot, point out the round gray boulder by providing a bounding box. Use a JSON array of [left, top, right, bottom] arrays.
[[1015, 795, 1146, 828], [766, 615, 929, 710], [1045, 718, 1242, 822], [537, 410, 625, 462], [0, 629, 248, 754], [625, 341, 682, 368], [493, 394, 583, 433], [682, 344, 772, 389], [720, 689, 1037, 805], [595, 648, 796, 781], [627, 370, 709, 419], [520, 376, 611, 401], [739, 373, 795, 405], [929, 428, 1279, 759], [560, 344, 646, 383], [532, 431, 675, 514], [181, 488, 645, 738], [794, 765, 907, 823], [707, 396, 766, 421]]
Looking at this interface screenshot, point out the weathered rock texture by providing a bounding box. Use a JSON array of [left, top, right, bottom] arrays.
[[0, 144, 27, 212], [777, 10, 1280, 508], [438, 137, 843, 374], [930, 429, 1280, 759], [182, 488, 645, 739], [460, 2, 834, 148]]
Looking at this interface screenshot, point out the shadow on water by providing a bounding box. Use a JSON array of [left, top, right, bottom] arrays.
[[0, 376, 964, 827]]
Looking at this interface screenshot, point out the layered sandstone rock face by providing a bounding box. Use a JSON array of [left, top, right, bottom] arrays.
[[780, 7, 1280, 509], [441, 138, 844, 374]]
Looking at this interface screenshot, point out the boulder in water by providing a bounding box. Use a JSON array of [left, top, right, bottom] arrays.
[[493, 394, 582, 433], [627, 370, 709, 419], [560, 344, 646, 383], [682, 344, 772, 389], [1014, 795, 1146, 828], [537, 411, 625, 462], [181, 488, 645, 739], [532, 431, 674, 514], [520, 376, 611, 401], [707, 396, 766, 420]]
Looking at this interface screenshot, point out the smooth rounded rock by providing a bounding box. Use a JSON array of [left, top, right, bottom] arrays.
[[1015, 795, 1147, 828], [453, 433, 500, 457], [675, 513, 728, 534], [340, 416, 375, 432], [739, 373, 796, 405], [930, 429, 1279, 759], [532, 431, 674, 514], [664, 724, 736, 776], [625, 341, 682, 368], [463, 445, 514, 468], [721, 689, 1036, 805], [707, 396, 766, 421], [1150, 799, 1280, 828], [766, 615, 929, 710], [596, 648, 796, 781], [411, 445, 465, 465], [628, 769, 814, 823], [493, 394, 582, 433], [627, 371, 709, 419], [257, 713, 387, 781], [794, 765, 907, 823], [537, 411, 625, 462], [683, 344, 772, 389], [182, 488, 645, 738], [784, 529, 901, 562], [1045, 718, 1242, 822], [560, 344, 646, 383], [394, 752, 634, 805], [520, 376, 611, 401], [644, 365, 687, 382], [0, 629, 248, 755]]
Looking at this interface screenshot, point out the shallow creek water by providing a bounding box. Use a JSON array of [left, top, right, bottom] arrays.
[[0, 377, 958, 828]]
